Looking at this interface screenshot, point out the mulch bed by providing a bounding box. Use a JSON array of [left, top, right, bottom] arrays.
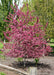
[[0, 56, 54, 75]]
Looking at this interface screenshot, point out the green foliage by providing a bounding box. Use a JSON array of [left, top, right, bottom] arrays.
[[0, 0, 21, 40], [0, 50, 5, 59], [0, 42, 5, 59], [0, 55, 5, 59], [50, 39, 54, 43], [49, 43, 54, 47], [17, 57, 23, 62], [0, 0, 54, 40], [0, 72, 6, 75], [23, 0, 54, 39], [0, 42, 3, 49], [0, 0, 13, 40], [50, 49, 54, 55], [49, 43, 54, 55], [35, 58, 39, 66], [0, 51, 3, 54]]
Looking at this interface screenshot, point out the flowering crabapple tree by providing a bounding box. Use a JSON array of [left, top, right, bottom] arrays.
[[3, 4, 52, 59]]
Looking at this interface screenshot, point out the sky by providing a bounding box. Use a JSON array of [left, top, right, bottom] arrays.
[[0, 0, 1, 3], [13, 0, 23, 8]]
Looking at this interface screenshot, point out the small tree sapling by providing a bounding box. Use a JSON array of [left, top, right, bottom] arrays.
[[3, 4, 52, 66]]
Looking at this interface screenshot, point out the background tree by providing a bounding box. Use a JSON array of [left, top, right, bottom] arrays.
[[0, 0, 13, 41], [0, 0, 54, 40], [0, 0, 20, 41], [23, 0, 54, 39]]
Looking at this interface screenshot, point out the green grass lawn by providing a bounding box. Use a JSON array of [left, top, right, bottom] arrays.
[[49, 43, 54, 47], [49, 42, 54, 54], [0, 42, 3, 49], [0, 42, 5, 59], [50, 39, 54, 43]]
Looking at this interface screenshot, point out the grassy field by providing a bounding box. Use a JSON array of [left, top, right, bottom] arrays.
[[50, 39, 54, 43], [0, 42, 3, 49]]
